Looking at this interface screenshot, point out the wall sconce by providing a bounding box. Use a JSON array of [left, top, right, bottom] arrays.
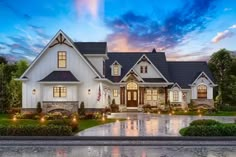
[[32, 89, 36, 95], [88, 89, 91, 95]]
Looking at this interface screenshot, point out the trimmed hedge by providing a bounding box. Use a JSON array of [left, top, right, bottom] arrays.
[[0, 125, 72, 136], [190, 119, 221, 126], [47, 120, 79, 132], [180, 124, 236, 136]]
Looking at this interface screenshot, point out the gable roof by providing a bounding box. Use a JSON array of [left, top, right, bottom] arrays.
[[39, 71, 79, 82], [74, 42, 107, 54], [168, 61, 215, 88], [19, 30, 102, 79], [105, 52, 171, 82]]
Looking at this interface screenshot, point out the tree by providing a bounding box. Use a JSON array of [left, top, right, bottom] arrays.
[[0, 56, 7, 64], [208, 49, 233, 106]]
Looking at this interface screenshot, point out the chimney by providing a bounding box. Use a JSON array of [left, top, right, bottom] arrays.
[[152, 48, 157, 53]]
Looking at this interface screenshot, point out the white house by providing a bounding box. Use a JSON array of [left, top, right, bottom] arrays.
[[19, 30, 217, 113]]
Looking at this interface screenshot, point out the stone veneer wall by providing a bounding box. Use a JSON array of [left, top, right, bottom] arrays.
[[42, 101, 79, 113], [192, 99, 214, 109]]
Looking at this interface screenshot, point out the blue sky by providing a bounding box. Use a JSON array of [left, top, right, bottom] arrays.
[[0, 0, 236, 61]]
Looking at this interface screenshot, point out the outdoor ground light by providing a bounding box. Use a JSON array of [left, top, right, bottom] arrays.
[[127, 116, 130, 120], [169, 113, 172, 116], [41, 117, 45, 123], [13, 116, 16, 121], [199, 114, 202, 117], [116, 119, 119, 123], [172, 111, 175, 114], [184, 110, 187, 113], [72, 117, 77, 122], [198, 109, 201, 113], [102, 116, 105, 121]]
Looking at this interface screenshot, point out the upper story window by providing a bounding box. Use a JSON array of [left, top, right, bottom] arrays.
[[197, 84, 207, 99], [140, 66, 148, 73], [173, 90, 179, 102], [58, 51, 66, 68], [113, 65, 119, 76], [53, 86, 67, 97]]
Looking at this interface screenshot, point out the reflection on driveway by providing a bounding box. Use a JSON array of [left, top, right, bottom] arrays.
[[77, 113, 235, 136]]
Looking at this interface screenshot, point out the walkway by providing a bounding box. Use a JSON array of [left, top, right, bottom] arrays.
[[77, 113, 235, 136]]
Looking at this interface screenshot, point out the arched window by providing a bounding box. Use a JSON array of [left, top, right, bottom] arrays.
[[197, 84, 207, 99], [127, 82, 138, 90], [173, 90, 179, 102]]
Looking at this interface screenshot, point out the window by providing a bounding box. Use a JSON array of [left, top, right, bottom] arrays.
[[197, 84, 207, 99], [127, 82, 138, 90], [145, 66, 148, 73], [173, 90, 179, 102], [58, 51, 66, 68], [140, 66, 148, 73], [140, 66, 144, 73], [53, 87, 67, 97], [152, 89, 158, 100], [146, 89, 152, 100], [113, 65, 119, 76], [113, 89, 118, 97]]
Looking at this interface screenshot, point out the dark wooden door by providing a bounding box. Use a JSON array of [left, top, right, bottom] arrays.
[[127, 90, 138, 107]]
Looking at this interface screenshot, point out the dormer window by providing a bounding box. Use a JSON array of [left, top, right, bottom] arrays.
[[113, 65, 119, 76], [111, 61, 121, 76], [58, 51, 66, 68]]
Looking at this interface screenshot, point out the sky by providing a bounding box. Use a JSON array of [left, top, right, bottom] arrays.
[[0, 0, 236, 61]]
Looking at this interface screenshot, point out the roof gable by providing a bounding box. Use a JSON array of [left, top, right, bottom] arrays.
[[191, 71, 216, 86], [20, 30, 102, 79]]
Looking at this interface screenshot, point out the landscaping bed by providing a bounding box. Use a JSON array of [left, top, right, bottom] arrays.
[[180, 119, 236, 136]]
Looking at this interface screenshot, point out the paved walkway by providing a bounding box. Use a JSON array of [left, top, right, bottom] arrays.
[[77, 113, 236, 136]]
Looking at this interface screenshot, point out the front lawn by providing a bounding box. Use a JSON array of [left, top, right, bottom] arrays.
[[0, 114, 122, 133], [153, 111, 236, 116]]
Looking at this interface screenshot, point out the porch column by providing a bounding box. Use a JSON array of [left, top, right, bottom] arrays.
[[120, 87, 125, 104], [139, 87, 144, 104], [165, 87, 168, 104]]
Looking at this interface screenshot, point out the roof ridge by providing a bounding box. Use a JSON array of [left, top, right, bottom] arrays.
[[107, 52, 165, 54], [167, 61, 207, 63]]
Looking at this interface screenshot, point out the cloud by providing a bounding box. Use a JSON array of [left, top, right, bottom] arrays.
[[74, 0, 102, 19], [211, 30, 234, 43], [229, 24, 236, 29], [224, 8, 232, 11], [28, 25, 50, 39], [106, 0, 217, 52]]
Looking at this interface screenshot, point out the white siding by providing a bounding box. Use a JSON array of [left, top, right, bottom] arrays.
[[191, 77, 213, 99], [86, 56, 104, 76], [134, 61, 162, 78], [22, 43, 103, 109]]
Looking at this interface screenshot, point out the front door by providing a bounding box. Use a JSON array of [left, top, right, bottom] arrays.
[[127, 90, 138, 107]]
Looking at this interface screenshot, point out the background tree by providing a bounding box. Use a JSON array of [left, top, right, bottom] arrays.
[[208, 49, 233, 106]]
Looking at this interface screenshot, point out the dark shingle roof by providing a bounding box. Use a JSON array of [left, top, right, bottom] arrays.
[[105, 52, 170, 82], [74, 42, 107, 54], [39, 71, 79, 82], [168, 62, 215, 88], [142, 78, 166, 82]]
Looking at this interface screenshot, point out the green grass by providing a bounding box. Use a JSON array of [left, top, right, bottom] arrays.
[[0, 114, 123, 132]]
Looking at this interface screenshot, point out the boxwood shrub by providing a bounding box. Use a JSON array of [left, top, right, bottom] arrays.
[[190, 119, 221, 126], [180, 124, 236, 136], [0, 125, 72, 136], [47, 119, 79, 132]]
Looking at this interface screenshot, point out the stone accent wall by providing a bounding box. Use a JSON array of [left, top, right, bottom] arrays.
[[42, 101, 79, 113], [192, 99, 214, 109]]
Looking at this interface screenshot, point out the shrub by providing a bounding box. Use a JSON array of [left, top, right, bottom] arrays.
[[36, 102, 42, 114], [84, 112, 95, 119], [180, 124, 236, 136], [190, 119, 221, 126], [0, 125, 72, 136], [94, 112, 102, 119], [45, 112, 63, 120], [142, 104, 152, 112], [219, 105, 236, 111], [110, 104, 119, 112], [15, 113, 37, 119], [47, 119, 79, 132], [79, 101, 85, 115]]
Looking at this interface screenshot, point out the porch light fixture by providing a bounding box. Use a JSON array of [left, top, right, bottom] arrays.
[[88, 89, 91, 95], [32, 89, 36, 95]]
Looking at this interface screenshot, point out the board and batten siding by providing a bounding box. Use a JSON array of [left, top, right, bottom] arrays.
[[191, 77, 213, 99], [22, 43, 103, 109]]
